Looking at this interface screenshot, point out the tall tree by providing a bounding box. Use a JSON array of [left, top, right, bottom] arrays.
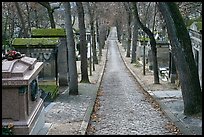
[[115, 19, 122, 43], [130, 2, 139, 64], [86, 2, 98, 69], [157, 2, 202, 115], [64, 2, 78, 95], [133, 2, 160, 84], [38, 2, 57, 28], [96, 17, 102, 58], [32, 2, 50, 28], [99, 24, 107, 49], [76, 2, 90, 83], [14, 2, 28, 38], [2, 3, 10, 43], [113, 3, 124, 43], [7, 3, 15, 40], [25, 2, 31, 36], [123, 2, 132, 58]]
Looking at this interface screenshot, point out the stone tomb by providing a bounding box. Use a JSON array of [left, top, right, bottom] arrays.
[[2, 56, 45, 135], [12, 38, 59, 82]]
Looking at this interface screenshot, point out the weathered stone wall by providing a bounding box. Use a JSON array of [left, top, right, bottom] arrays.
[[57, 38, 69, 86], [137, 42, 169, 69], [156, 45, 169, 68], [14, 48, 57, 81]]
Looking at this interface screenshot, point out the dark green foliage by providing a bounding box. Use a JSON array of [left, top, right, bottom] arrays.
[[2, 124, 14, 135]]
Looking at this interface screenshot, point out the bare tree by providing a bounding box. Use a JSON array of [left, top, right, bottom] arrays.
[[130, 2, 138, 64], [25, 2, 31, 36], [4, 3, 16, 40], [123, 2, 132, 58], [86, 2, 98, 71], [157, 2, 202, 115], [38, 2, 58, 28], [14, 2, 28, 37], [64, 2, 78, 95], [96, 17, 102, 57], [94, 2, 111, 49], [76, 2, 90, 83], [132, 2, 160, 84], [2, 3, 10, 43]]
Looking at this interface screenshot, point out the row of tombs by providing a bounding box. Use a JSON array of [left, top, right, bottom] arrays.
[[2, 28, 202, 135], [2, 28, 71, 135]]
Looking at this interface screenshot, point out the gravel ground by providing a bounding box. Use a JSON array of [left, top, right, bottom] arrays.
[[86, 27, 179, 135]]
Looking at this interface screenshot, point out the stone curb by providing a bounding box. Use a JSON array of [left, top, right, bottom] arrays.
[[117, 43, 195, 135], [79, 46, 109, 135]]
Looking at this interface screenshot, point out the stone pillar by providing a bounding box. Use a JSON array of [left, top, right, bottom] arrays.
[[58, 38, 69, 86]]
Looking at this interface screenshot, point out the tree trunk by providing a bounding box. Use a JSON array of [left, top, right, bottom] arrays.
[[86, 2, 98, 68], [123, 2, 132, 58], [99, 24, 106, 49], [3, 10, 8, 41], [152, 3, 157, 34], [14, 2, 28, 38], [76, 2, 90, 83], [25, 2, 31, 36], [96, 18, 102, 57], [38, 2, 56, 28], [90, 21, 95, 71], [133, 2, 160, 84], [126, 12, 131, 58], [64, 2, 78, 95], [91, 22, 98, 65], [48, 9, 56, 28], [106, 26, 110, 40], [131, 3, 139, 64], [116, 20, 122, 43], [157, 2, 202, 115], [34, 9, 39, 28], [9, 7, 15, 39]]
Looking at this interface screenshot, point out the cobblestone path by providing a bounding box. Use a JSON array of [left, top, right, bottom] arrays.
[[86, 27, 176, 135]]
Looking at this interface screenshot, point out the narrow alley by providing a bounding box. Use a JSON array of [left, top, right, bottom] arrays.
[[86, 27, 177, 135]]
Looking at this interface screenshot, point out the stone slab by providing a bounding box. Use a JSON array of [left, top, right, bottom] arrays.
[[37, 123, 52, 135], [152, 90, 182, 98]]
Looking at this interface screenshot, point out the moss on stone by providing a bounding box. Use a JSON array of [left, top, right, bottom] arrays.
[[12, 38, 59, 48], [31, 28, 66, 37], [39, 84, 59, 100], [196, 22, 202, 31], [186, 16, 202, 31]]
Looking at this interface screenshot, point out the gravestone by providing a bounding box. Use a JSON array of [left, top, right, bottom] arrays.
[[31, 28, 69, 86], [2, 56, 45, 135], [147, 41, 170, 69], [156, 42, 169, 68], [12, 38, 59, 84]]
